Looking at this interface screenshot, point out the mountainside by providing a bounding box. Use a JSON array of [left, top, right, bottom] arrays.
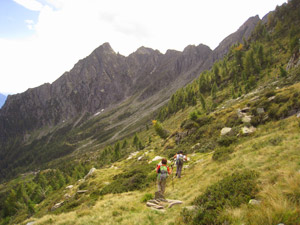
[[0, 0, 300, 224], [0, 93, 6, 109], [0, 15, 258, 142]]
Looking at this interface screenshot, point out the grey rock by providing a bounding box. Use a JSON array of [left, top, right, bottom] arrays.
[[257, 108, 265, 114], [84, 168, 96, 179], [242, 126, 256, 134], [66, 185, 74, 189], [168, 200, 183, 208], [249, 199, 261, 205], [242, 116, 252, 123], [77, 190, 88, 193], [221, 127, 232, 136], [26, 222, 36, 225], [268, 96, 276, 101], [51, 201, 64, 211]]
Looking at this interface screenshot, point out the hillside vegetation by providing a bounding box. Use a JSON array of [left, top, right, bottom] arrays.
[[1, 0, 300, 224]]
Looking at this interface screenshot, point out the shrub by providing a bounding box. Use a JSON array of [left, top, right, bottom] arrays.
[[217, 135, 237, 147], [141, 193, 153, 203], [189, 111, 199, 121], [181, 119, 199, 130], [152, 120, 169, 139], [189, 170, 259, 225], [195, 115, 213, 126], [265, 90, 276, 98], [99, 162, 154, 195], [225, 113, 242, 127], [197, 141, 217, 153], [212, 147, 234, 161]]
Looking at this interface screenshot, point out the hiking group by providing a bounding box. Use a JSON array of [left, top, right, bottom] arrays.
[[155, 151, 187, 198]]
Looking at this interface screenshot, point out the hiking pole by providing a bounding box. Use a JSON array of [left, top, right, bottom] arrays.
[[171, 164, 174, 190]]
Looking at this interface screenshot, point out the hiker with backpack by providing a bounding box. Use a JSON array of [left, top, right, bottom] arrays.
[[173, 151, 187, 178], [156, 158, 172, 196]]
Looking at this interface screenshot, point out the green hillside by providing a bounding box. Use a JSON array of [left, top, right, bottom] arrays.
[[1, 1, 300, 224]]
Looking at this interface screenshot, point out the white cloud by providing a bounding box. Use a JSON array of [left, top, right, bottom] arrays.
[[13, 0, 44, 11], [0, 0, 287, 94]]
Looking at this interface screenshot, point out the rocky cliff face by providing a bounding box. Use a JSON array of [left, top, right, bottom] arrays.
[[0, 16, 260, 143]]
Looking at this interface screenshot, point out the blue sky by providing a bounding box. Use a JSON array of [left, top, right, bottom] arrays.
[[0, 0, 39, 39], [0, 0, 287, 94]]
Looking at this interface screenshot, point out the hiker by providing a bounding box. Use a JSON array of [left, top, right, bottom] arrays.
[[173, 151, 187, 178], [156, 158, 171, 196]]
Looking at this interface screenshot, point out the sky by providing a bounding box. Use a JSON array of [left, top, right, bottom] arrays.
[[0, 0, 287, 94]]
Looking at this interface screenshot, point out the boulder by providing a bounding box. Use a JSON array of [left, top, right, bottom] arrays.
[[26, 222, 36, 225], [64, 194, 71, 199], [191, 143, 201, 150], [66, 185, 73, 189], [268, 96, 276, 101], [51, 201, 64, 211], [249, 199, 261, 205], [242, 116, 252, 123], [77, 190, 88, 193], [151, 156, 163, 162], [257, 108, 265, 114], [127, 151, 139, 160], [221, 127, 232, 136], [242, 126, 256, 134], [241, 107, 250, 113], [84, 168, 96, 179], [137, 156, 144, 161]]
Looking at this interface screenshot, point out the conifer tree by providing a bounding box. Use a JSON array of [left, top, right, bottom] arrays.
[[211, 82, 217, 100], [133, 133, 139, 146], [122, 139, 127, 149], [199, 94, 206, 111]]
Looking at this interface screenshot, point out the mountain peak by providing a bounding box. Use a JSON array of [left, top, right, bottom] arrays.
[[96, 42, 115, 54], [135, 46, 158, 55]]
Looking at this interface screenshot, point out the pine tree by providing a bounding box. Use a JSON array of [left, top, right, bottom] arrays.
[[211, 82, 217, 100], [122, 139, 127, 149], [199, 94, 206, 111], [114, 142, 120, 160], [133, 133, 139, 146]]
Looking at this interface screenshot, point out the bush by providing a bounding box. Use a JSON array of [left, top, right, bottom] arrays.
[[99, 162, 154, 195], [153, 120, 169, 139], [212, 147, 234, 161], [195, 115, 213, 126], [225, 113, 242, 127], [190, 170, 259, 225], [140, 193, 153, 203], [217, 135, 237, 147], [181, 120, 199, 130], [189, 111, 199, 121]]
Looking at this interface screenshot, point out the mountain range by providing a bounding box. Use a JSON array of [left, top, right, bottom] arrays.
[[0, 16, 259, 145]]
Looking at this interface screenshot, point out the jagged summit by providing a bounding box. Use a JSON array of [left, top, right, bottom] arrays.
[[134, 46, 159, 55]]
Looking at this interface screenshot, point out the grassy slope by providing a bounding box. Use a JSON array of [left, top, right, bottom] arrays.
[[19, 80, 300, 225]]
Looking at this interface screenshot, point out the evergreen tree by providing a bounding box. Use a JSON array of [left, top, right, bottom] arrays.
[[114, 142, 120, 160], [122, 139, 127, 149], [133, 133, 139, 146], [3, 189, 18, 217], [211, 82, 217, 100], [199, 94, 206, 111], [213, 64, 221, 84]]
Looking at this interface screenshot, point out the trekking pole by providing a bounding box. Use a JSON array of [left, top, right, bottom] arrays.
[[171, 164, 174, 190]]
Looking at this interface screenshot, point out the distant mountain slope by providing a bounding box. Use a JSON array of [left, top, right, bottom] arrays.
[[0, 93, 6, 109], [0, 16, 259, 144], [0, 15, 260, 182]]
